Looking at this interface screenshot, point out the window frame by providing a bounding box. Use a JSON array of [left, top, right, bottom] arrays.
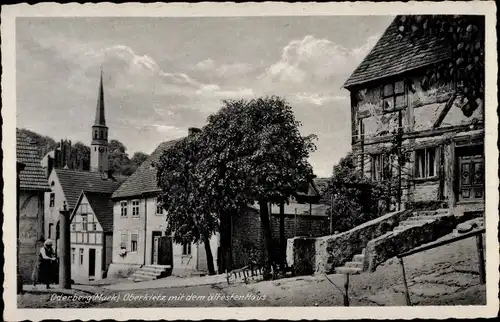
[[155, 198, 163, 215], [131, 200, 140, 217], [71, 248, 75, 264], [120, 201, 128, 217], [182, 242, 192, 256], [49, 193, 55, 207], [414, 147, 438, 179], [371, 153, 389, 182], [79, 248, 84, 265], [120, 231, 128, 250], [381, 80, 407, 112], [130, 231, 138, 252]]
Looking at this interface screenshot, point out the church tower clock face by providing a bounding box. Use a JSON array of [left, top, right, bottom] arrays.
[[99, 147, 105, 153]]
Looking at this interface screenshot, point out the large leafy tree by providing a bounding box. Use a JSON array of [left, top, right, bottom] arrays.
[[396, 15, 484, 117], [196, 96, 316, 278], [156, 133, 218, 275]]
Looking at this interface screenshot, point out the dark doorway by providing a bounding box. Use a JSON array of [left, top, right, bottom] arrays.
[[151, 231, 162, 265], [158, 236, 173, 266], [88, 248, 96, 277]]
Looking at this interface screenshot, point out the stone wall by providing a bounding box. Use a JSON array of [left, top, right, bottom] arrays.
[[287, 209, 413, 275], [364, 214, 457, 272]]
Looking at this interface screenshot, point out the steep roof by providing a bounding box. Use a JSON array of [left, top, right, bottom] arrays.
[[55, 168, 126, 209], [16, 129, 50, 191], [111, 139, 181, 200], [249, 202, 328, 217], [343, 16, 451, 88], [94, 71, 106, 126], [84, 191, 114, 232]]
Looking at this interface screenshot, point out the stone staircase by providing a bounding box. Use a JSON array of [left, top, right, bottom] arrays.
[[335, 249, 366, 275], [334, 209, 453, 275], [128, 264, 172, 282]]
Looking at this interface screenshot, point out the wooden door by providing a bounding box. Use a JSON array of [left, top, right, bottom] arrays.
[[458, 154, 484, 201], [151, 232, 161, 265], [158, 236, 173, 266]]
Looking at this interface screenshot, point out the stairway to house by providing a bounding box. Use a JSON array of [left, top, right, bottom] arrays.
[[334, 209, 453, 275], [335, 249, 366, 275], [128, 264, 172, 282]]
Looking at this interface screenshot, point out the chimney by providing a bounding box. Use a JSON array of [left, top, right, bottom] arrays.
[[188, 127, 201, 136]]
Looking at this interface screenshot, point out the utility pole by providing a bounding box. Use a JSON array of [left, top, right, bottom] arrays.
[[17, 162, 26, 294], [59, 202, 71, 289], [330, 194, 334, 235]]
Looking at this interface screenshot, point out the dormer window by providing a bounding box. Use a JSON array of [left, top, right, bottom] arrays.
[[382, 80, 406, 111]]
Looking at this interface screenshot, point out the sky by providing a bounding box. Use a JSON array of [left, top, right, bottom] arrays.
[[16, 16, 394, 177]]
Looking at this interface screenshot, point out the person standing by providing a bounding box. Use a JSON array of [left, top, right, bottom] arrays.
[[32, 239, 57, 289]]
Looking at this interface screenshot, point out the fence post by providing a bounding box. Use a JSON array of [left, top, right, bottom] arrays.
[[343, 274, 350, 306], [398, 257, 411, 306], [475, 234, 486, 284]]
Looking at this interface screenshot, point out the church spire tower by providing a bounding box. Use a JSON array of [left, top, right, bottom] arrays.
[[90, 70, 109, 173]]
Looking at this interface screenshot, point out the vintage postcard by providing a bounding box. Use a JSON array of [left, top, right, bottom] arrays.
[[2, 1, 498, 321]]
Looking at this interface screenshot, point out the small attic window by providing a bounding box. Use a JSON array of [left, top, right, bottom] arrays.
[[50, 181, 55, 187], [150, 161, 156, 169]]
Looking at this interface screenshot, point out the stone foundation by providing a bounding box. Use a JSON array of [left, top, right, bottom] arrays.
[[106, 263, 142, 279]]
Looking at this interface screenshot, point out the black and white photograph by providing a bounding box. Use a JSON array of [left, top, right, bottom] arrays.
[[2, 2, 498, 320]]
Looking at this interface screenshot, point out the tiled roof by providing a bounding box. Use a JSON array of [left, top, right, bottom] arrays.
[[84, 191, 114, 232], [344, 16, 451, 88], [55, 168, 126, 209], [111, 139, 182, 200], [16, 129, 50, 191], [249, 202, 328, 217]]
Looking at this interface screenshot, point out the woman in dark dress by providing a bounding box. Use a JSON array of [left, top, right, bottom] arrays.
[[33, 239, 57, 288]]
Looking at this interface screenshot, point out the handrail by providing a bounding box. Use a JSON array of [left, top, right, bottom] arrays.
[[397, 227, 486, 306], [398, 228, 485, 258]]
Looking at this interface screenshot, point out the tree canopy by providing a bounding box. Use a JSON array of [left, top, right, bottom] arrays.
[[197, 96, 317, 211]]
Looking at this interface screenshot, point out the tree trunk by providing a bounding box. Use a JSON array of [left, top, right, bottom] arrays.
[[259, 200, 274, 280], [279, 201, 285, 271], [202, 233, 216, 275], [218, 211, 233, 273]]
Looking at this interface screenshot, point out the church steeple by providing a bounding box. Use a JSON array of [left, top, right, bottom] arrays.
[[94, 69, 106, 126], [90, 70, 109, 173]]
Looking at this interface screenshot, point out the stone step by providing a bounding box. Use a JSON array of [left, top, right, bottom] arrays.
[[147, 264, 172, 269], [345, 261, 363, 269], [130, 271, 161, 279], [335, 266, 362, 275], [399, 219, 433, 227], [413, 209, 449, 216], [353, 254, 365, 262], [140, 266, 169, 274], [407, 213, 450, 221]]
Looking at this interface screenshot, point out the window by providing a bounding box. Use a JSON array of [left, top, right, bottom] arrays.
[[71, 223, 76, 231], [131, 232, 138, 252], [182, 242, 191, 256], [71, 248, 75, 264], [48, 223, 53, 238], [79, 248, 84, 265], [94, 130, 98, 139], [49, 193, 55, 207], [92, 223, 97, 231], [156, 198, 163, 215], [132, 200, 140, 217], [371, 154, 388, 181], [382, 80, 406, 111], [81, 215, 88, 231], [415, 148, 437, 179], [120, 231, 128, 250], [120, 201, 128, 217]]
